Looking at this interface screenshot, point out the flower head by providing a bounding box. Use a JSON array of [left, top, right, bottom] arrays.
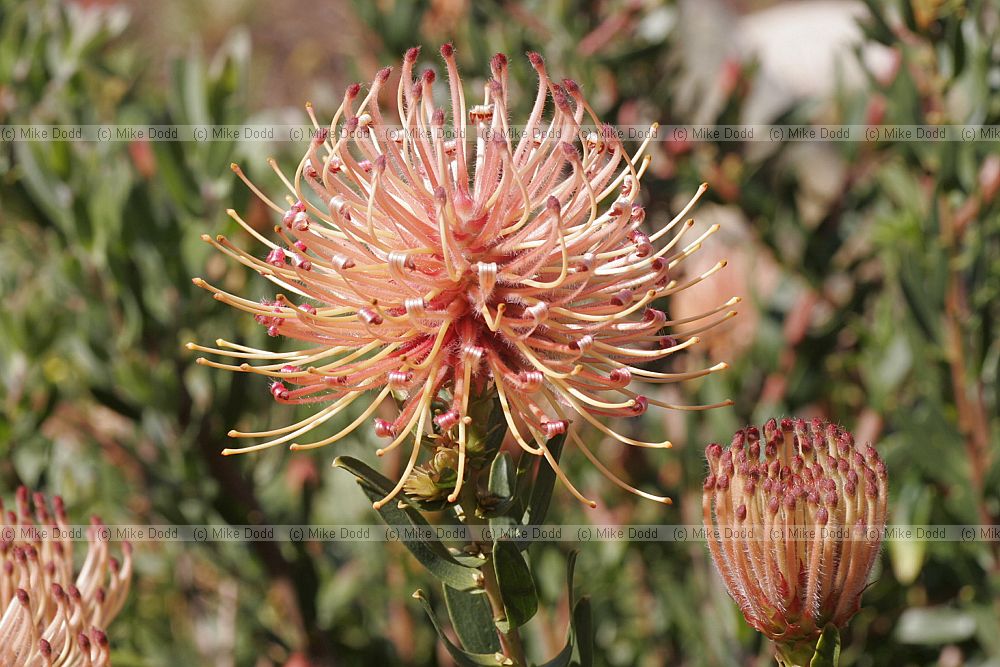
[[703, 418, 888, 653], [191, 46, 733, 508], [1, 488, 133, 666]]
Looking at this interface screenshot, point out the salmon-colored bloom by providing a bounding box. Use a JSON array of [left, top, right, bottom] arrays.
[[191, 46, 733, 508], [1, 488, 133, 666], [703, 419, 887, 658]]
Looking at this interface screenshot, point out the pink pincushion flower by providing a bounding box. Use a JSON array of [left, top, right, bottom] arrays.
[[703, 418, 888, 657], [1, 488, 133, 666], [191, 46, 734, 508]]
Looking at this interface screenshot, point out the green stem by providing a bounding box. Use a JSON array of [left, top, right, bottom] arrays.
[[482, 557, 528, 665], [774, 642, 814, 667], [775, 625, 841, 667], [461, 465, 527, 665]]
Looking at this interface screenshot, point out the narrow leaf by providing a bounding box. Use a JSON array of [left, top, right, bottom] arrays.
[[488, 452, 515, 502], [413, 591, 502, 666], [444, 585, 502, 654], [566, 550, 580, 608], [573, 596, 594, 667], [467, 396, 507, 457], [335, 457, 481, 591], [492, 540, 538, 629], [483, 451, 517, 522], [538, 641, 574, 667], [356, 481, 481, 591], [539, 551, 584, 667]]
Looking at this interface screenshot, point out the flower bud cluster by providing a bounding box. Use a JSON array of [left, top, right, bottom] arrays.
[[403, 446, 461, 502]]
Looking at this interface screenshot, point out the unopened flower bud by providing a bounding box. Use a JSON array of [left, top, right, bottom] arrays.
[[703, 419, 888, 662]]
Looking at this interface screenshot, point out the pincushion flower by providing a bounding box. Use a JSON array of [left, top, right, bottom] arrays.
[[1, 488, 133, 666], [703, 419, 888, 664], [191, 46, 734, 509]]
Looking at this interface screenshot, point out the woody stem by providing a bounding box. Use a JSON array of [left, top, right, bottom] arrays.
[[461, 464, 527, 665]]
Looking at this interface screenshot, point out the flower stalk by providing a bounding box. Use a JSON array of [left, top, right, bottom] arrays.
[[456, 400, 527, 665], [480, 558, 527, 665]]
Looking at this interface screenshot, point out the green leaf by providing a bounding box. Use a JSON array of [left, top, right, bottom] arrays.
[[12, 142, 75, 234], [538, 640, 574, 667], [887, 476, 931, 585], [181, 45, 209, 127], [492, 540, 537, 630], [810, 625, 841, 667], [359, 482, 481, 591], [444, 585, 502, 655], [776, 641, 816, 667], [858, 0, 896, 44], [488, 452, 515, 502], [522, 433, 566, 525], [467, 396, 506, 458], [483, 451, 517, 522], [335, 457, 481, 592], [413, 590, 502, 666], [572, 596, 594, 667], [895, 607, 977, 645], [566, 550, 580, 608]]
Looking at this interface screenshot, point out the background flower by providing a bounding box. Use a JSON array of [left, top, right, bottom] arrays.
[[1, 489, 133, 666], [703, 419, 888, 661]]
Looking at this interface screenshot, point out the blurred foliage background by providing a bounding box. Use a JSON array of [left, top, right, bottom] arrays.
[[1, 0, 998, 665]]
